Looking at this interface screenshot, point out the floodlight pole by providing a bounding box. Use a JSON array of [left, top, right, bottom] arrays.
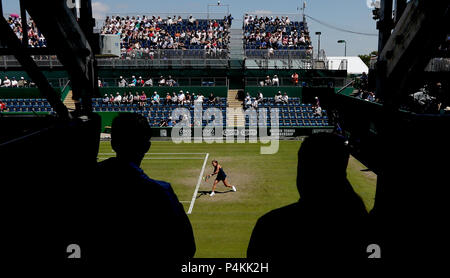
[[315, 32, 322, 60], [338, 40, 347, 57], [301, 1, 306, 24]]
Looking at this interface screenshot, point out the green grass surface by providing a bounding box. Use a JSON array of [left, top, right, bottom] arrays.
[[98, 140, 376, 258]]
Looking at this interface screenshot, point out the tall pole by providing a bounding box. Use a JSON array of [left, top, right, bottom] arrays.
[[338, 40, 346, 57], [302, 1, 306, 24], [344, 41, 347, 57], [318, 34, 320, 60], [316, 32, 321, 60]]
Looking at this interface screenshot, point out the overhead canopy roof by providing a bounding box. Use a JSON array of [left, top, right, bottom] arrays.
[[327, 56, 369, 75]]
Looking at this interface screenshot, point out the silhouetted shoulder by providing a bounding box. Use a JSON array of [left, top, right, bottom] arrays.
[[248, 202, 304, 259]]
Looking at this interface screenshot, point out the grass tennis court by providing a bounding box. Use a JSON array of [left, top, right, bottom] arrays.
[[98, 140, 377, 258]]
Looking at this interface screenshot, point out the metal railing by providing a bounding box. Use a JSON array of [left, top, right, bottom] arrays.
[[0, 55, 62, 69], [120, 49, 229, 60], [102, 12, 229, 21], [245, 76, 350, 88], [100, 77, 228, 88], [244, 58, 335, 70], [97, 57, 229, 68], [1, 52, 230, 69], [244, 49, 312, 60], [243, 13, 304, 24]]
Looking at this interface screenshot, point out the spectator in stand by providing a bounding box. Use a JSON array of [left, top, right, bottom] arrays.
[[100, 14, 230, 58], [130, 76, 137, 87], [275, 91, 283, 103], [292, 72, 299, 86], [98, 79, 103, 88], [272, 75, 280, 87], [208, 93, 216, 104], [360, 72, 368, 91], [315, 96, 320, 107], [196, 94, 204, 104], [139, 91, 147, 108], [121, 93, 128, 104], [18, 77, 28, 88], [127, 92, 133, 104], [252, 98, 259, 109], [167, 117, 174, 127], [137, 76, 145, 87], [152, 91, 160, 105], [167, 76, 176, 87], [0, 100, 6, 112], [103, 94, 110, 103], [185, 92, 192, 104], [2, 76, 11, 87], [313, 105, 322, 117], [7, 16, 47, 48], [145, 77, 153, 87], [247, 133, 367, 260], [188, 15, 195, 25], [109, 94, 115, 103], [282, 93, 289, 104], [96, 113, 196, 260], [172, 92, 178, 104], [165, 93, 172, 105], [114, 92, 122, 104], [134, 92, 140, 103], [244, 93, 252, 110], [178, 90, 186, 104], [11, 77, 18, 88], [118, 76, 127, 87], [256, 91, 264, 103], [264, 76, 272, 87], [243, 15, 311, 52], [159, 76, 166, 86]]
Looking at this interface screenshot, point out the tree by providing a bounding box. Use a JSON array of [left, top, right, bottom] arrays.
[[359, 51, 378, 67]]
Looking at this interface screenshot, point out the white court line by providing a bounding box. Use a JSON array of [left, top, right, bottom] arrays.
[[98, 153, 207, 155], [187, 153, 209, 215], [97, 157, 204, 161]]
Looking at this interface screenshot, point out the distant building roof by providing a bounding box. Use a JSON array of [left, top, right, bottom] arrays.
[[327, 56, 369, 75]]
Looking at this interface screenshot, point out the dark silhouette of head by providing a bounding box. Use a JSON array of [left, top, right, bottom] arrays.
[[297, 133, 361, 208], [111, 113, 151, 166]]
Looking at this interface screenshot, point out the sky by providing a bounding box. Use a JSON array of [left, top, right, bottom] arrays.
[[2, 0, 379, 56]]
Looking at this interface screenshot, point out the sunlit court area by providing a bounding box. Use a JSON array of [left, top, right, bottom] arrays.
[[0, 0, 448, 273], [97, 140, 376, 258]]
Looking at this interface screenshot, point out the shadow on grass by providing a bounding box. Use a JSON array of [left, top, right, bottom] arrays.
[[197, 190, 234, 199]]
